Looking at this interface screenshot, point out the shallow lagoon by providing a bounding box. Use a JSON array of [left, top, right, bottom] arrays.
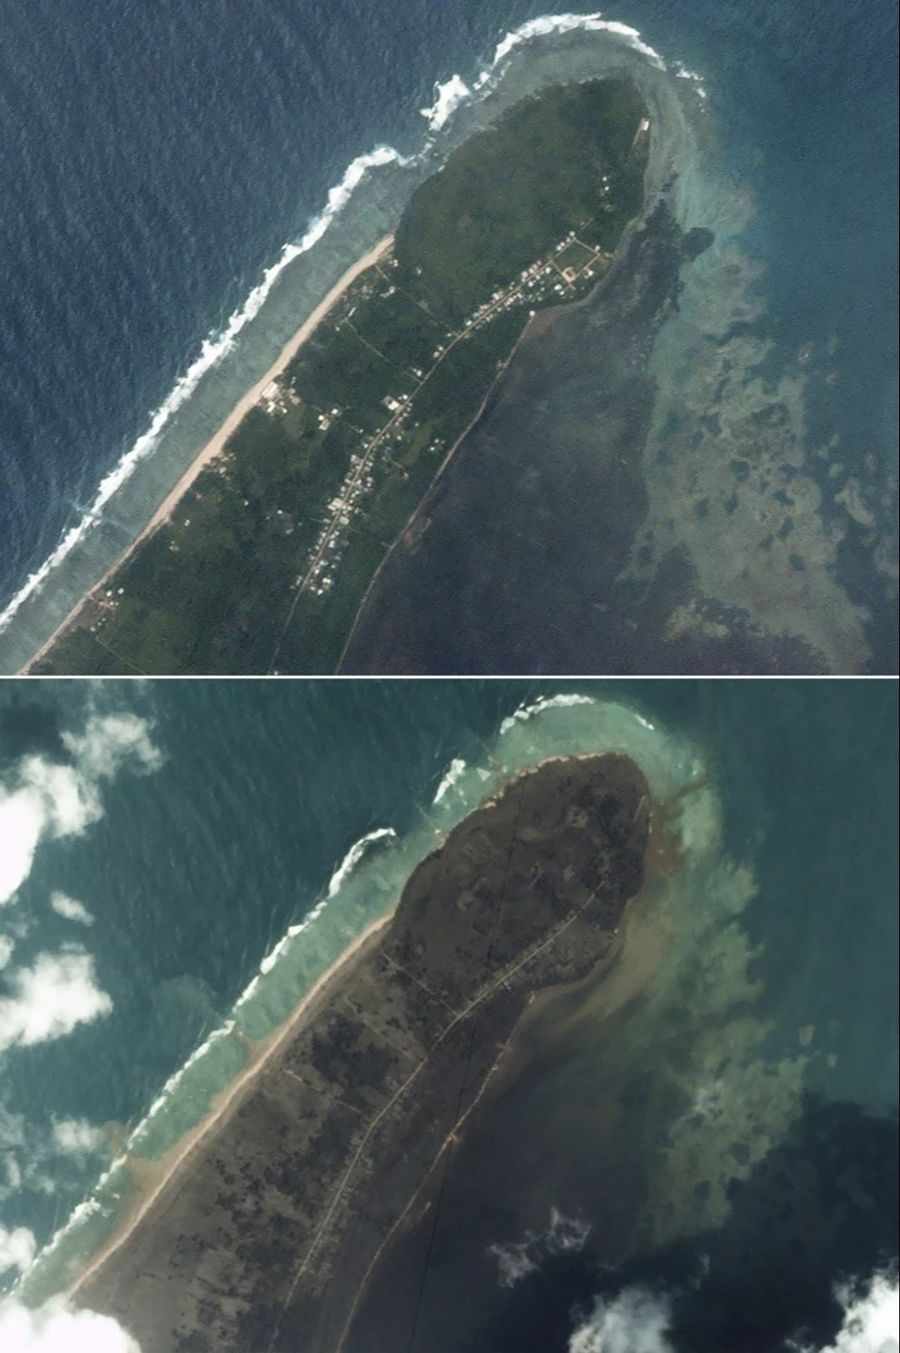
[[1, 679, 895, 1347]]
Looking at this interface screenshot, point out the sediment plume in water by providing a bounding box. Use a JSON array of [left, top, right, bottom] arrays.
[[65, 751, 650, 1353]]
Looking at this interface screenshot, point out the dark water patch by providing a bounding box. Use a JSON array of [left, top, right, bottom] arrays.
[[340, 190, 850, 675], [341, 199, 685, 674], [0, 696, 68, 766], [681, 226, 714, 261], [659, 1098, 899, 1353], [347, 1096, 898, 1352]]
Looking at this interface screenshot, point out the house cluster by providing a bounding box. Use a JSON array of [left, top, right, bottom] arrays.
[[317, 406, 341, 432], [304, 452, 375, 597], [463, 233, 606, 331], [297, 230, 609, 603], [261, 380, 301, 417]]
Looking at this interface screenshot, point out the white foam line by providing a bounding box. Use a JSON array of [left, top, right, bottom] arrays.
[[133, 1020, 237, 1135], [0, 147, 411, 636], [3, 9, 673, 638], [20, 823, 401, 1285], [422, 9, 668, 132], [420, 74, 473, 131], [433, 758, 468, 803], [233, 826, 397, 1011], [20, 1196, 103, 1272], [10, 1016, 241, 1276], [674, 61, 708, 99], [233, 900, 328, 1010], [326, 827, 397, 898], [484, 14, 666, 74], [499, 692, 595, 734]]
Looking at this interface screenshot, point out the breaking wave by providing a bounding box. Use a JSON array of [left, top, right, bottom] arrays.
[[0, 146, 411, 641], [419, 74, 472, 131], [16, 692, 702, 1305], [1, 8, 685, 665], [499, 692, 595, 734], [325, 827, 397, 898], [433, 758, 468, 803], [420, 11, 666, 132], [674, 61, 709, 100], [232, 826, 397, 1009]]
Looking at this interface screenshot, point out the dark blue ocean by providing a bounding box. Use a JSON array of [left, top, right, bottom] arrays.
[[0, 679, 897, 1349], [0, 0, 897, 669]]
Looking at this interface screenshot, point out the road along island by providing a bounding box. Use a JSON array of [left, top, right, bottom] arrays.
[[69, 752, 650, 1351], [30, 79, 648, 674]]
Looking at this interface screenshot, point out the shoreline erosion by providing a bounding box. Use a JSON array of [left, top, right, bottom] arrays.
[[66, 908, 395, 1302], [62, 752, 604, 1305], [64, 752, 651, 1351], [21, 233, 394, 674]]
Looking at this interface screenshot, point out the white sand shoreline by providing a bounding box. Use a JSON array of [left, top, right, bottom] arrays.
[[67, 908, 395, 1301], [62, 753, 642, 1309], [23, 233, 393, 673], [142, 234, 393, 538]]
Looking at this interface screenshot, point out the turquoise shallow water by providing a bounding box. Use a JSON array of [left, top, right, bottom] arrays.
[[0, 679, 896, 1348], [1, 1, 896, 671]]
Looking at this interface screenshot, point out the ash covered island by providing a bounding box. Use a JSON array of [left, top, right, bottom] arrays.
[[33, 80, 648, 675], [72, 753, 649, 1351]]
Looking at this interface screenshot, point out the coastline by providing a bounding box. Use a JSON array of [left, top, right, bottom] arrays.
[[338, 199, 650, 674], [59, 751, 650, 1350], [336, 322, 531, 670], [22, 233, 394, 675], [67, 907, 396, 1302], [60, 755, 564, 1305], [332, 922, 635, 1352]]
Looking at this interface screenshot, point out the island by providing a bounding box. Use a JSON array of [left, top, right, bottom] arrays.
[[68, 752, 650, 1350], [30, 79, 648, 674]]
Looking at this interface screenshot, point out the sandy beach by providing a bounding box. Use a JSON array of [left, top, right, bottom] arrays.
[[23, 233, 393, 673], [67, 907, 396, 1301], [54, 752, 650, 1352], [63, 762, 543, 1302]]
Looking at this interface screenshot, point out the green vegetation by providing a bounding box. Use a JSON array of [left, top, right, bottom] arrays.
[[395, 79, 646, 321], [36, 79, 648, 674]]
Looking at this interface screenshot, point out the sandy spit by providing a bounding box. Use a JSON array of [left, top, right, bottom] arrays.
[[23, 233, 393, 673], [67, 909, 395, 1300]]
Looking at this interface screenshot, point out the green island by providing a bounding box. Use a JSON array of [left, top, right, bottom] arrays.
[[34, 80, 648, 675]]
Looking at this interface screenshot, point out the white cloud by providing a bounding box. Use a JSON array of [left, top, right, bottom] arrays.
[[813, 1274, 899, 1353], [489, 1208, 591, 1289], [569, 1288, 673, 1353], [0, 951, 112, 1052], [48, 894, 93, 927], [0, 1224, 35, 1277], [0, 1296, 140, 1352], [487, 1238, 537, 1288], [61, 713, 162, 781], [546, 1207, 591, 1253], [52, 1119, 104, 1156], [18, 758, 102, 840], [0, 712, 161, 907], [566, 1275, 900, 1353], [0, 937, 13, 969], [0, 785, 46, 908]]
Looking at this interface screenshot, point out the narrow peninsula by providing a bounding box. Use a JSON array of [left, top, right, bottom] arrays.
[[71, 753, 650, 1351], [31, 79, 648, 674]]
